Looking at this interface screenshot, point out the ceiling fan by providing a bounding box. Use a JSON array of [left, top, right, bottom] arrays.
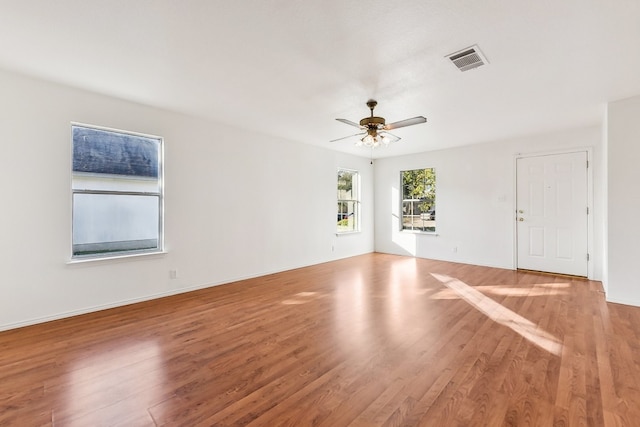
[[331, 99, 427, 148]]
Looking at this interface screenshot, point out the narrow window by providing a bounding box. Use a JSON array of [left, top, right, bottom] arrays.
[[337, 169, 360, 233], [72, 124, 163, 259], [401, 168, 436, 232]]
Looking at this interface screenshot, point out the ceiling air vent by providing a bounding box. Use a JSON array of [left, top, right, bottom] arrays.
[[446, 45, 488, 72]]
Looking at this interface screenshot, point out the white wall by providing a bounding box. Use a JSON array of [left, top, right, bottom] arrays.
[[0, 69, 374, 331], [374, 127, 604, 278], [606, 95, 640, 306]]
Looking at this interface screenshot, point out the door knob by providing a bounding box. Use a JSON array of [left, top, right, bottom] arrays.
[[518, 218, 524, 221], [518, 210, 524, 214]]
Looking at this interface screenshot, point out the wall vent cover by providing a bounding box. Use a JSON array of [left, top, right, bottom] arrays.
[[446, 45, 488, 72]]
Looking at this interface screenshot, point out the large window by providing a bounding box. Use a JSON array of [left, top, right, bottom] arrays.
[[72, 124, 163, 259], [337, 169, 360, 233], [401, 168, 436, 232]]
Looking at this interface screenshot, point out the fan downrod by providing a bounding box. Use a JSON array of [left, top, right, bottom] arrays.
[[366, 99, 378, 114], [360, 99, 385, 128]]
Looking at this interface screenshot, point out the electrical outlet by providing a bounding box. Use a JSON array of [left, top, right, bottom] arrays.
[[452, 247, 458, 253], [169, 269, 178, 279]]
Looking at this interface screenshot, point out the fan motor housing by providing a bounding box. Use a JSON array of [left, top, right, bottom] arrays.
[[360, 116, 385, 128]]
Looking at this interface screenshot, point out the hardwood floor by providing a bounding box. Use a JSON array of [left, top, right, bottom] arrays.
[[1, 253, 639, 426]]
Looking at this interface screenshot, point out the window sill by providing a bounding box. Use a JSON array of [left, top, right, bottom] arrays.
[[336, 231, 361, 236], [67, 250, 168, 265], [401, 230, 439, 236]]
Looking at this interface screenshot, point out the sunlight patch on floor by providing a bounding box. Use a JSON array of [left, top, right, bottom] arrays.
[[282, 291, 320, 305], [430, 283, 570, 299], [474, 284, 569, 297], [431, 273, 563, 356]]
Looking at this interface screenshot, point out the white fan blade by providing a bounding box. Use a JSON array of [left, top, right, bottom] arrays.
[[336, 118, 362, 128], [385, 116, 427, 130], [379, 131, 401, 143], [330, 132, 366, 143]]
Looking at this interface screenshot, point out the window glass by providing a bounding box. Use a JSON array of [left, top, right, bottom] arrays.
[[72, 125, 163, 258], [401, 168, 436, 232], [337, 169, 360, 233]]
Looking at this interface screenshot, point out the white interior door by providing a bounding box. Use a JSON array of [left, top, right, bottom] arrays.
[[516, 152, 588, 276]]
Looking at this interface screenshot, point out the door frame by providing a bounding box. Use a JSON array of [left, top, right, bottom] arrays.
[[513, 147, 594, 279]]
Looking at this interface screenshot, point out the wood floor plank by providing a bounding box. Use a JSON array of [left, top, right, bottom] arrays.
[[1, 253, 639, 426]]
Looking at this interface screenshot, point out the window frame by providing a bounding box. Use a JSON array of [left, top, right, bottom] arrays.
[[337, 168, 361, 234], [70, 123, 164, 260], [400, 167, 436, 234]]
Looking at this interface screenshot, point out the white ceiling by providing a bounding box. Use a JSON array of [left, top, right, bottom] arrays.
[[1, 1, 639, 158]]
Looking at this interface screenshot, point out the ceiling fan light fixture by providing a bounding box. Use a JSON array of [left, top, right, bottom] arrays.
[[381, 133, 399, 145], [333, 100, 426, 149], [358, 133, 395, 148], [359, 134, 375, 147]]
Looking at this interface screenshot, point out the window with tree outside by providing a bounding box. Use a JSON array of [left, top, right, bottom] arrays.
[[72, 124, 163, 259], [337, 169, 360, 233], [401, 168, 436, 232]]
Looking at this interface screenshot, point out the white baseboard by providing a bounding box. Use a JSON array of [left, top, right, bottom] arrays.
[[0, 280, 220, 332], [0, 255, 372, 332], [605, 295, 640, 308]]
